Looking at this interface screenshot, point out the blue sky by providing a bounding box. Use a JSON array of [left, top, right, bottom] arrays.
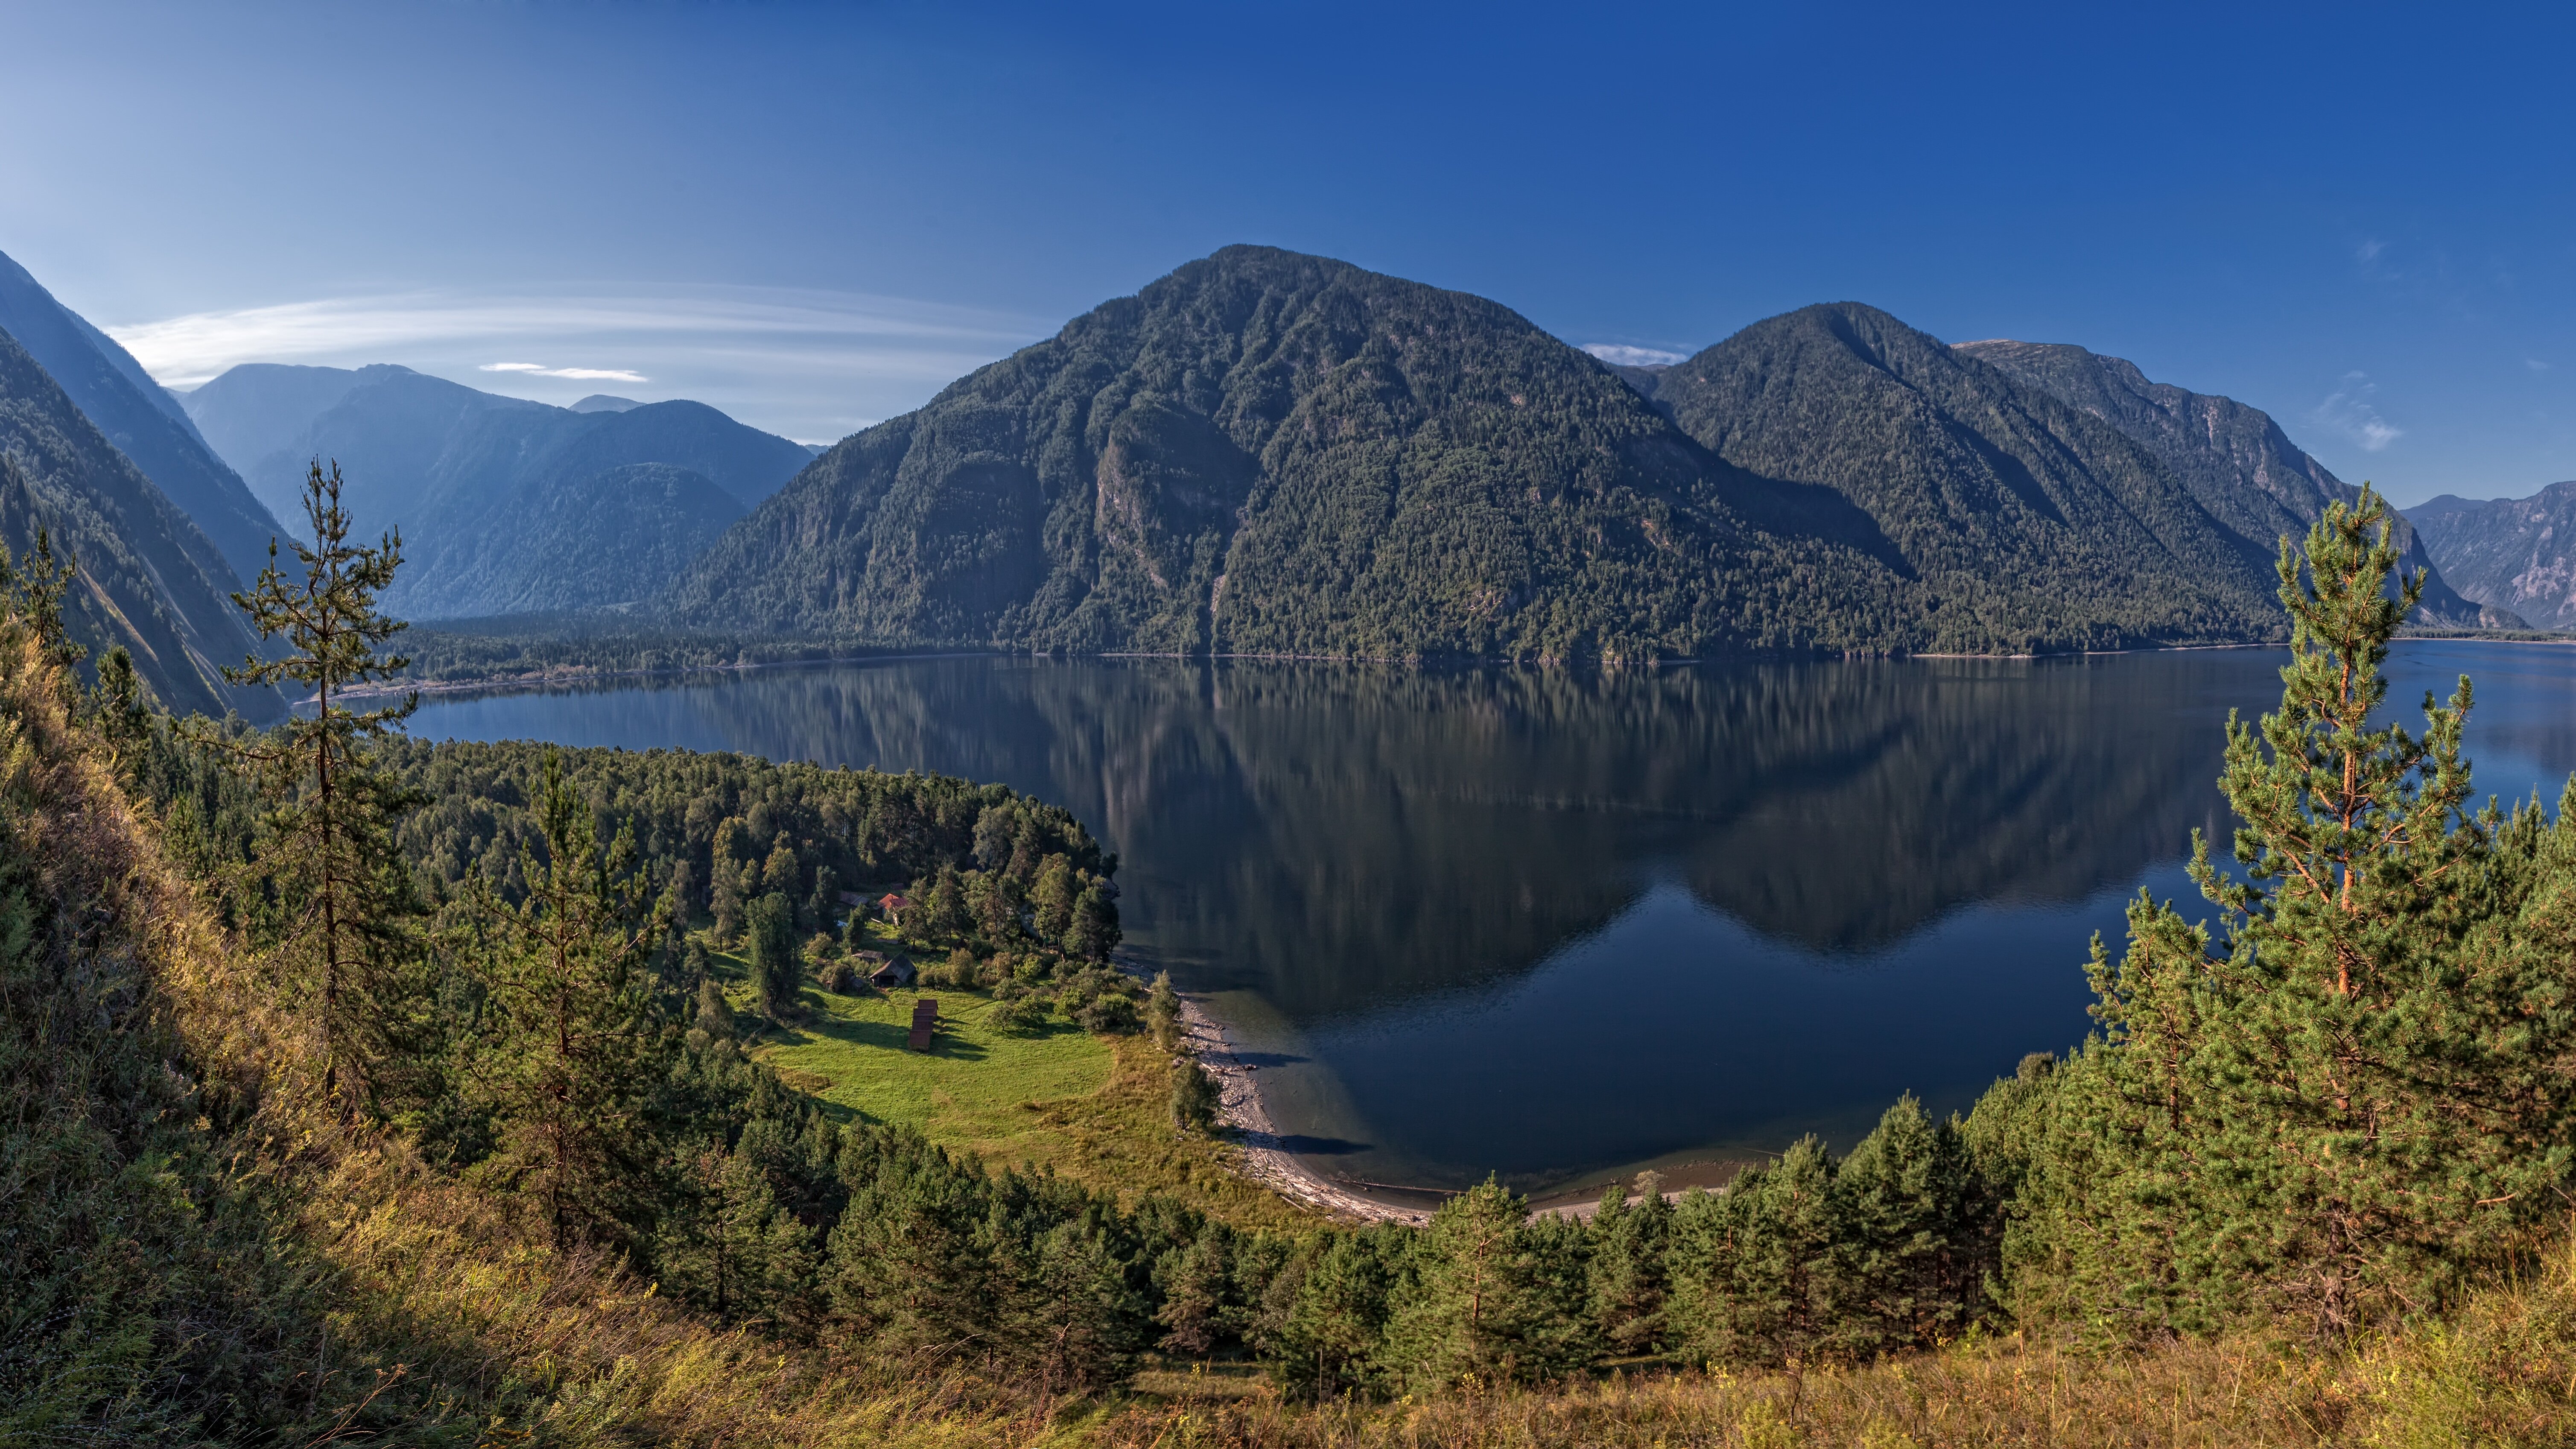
[[1, 0, 2568, 501]]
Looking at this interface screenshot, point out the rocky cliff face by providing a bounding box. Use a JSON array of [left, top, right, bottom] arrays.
[[2408, 484, 2576, 629]]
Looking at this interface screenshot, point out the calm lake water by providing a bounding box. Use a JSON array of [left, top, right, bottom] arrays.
[[405, 642, 2576, 1196]]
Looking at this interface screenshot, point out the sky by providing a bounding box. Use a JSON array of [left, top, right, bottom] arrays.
[[0, 0, 2570, 501]]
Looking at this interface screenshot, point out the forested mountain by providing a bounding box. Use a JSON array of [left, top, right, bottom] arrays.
[[675, 248, 2310, 659], [1643, 303, 2289, 650], [0, 248, 285, 587], [0, 324, 279, 719], [418, 461, 745, 616], [2406, 482, 2576, 628], [666, 246, 1916, 660], [1952, 338, 2504, 627], [182, 363, 809, 617]]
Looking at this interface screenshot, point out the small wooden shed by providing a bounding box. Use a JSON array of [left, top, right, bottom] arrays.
[[907, 998, 938, 1052], [860, 952, 913, 988]]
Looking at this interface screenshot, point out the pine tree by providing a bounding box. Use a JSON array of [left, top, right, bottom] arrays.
[[210, 461, 421, 1108], [924, 862, 965, 939], [659, 1144, 817, 1328], [1832, 1096, 1980, 1352], [1032, 854, 1078, 942], [1171, 1056, 1221, 1131], [465, 751, 673, 1247], [1146, 970, 1182, 1051], [1586, 1171, 1672, 1355], [1669, 1139, 1849, 1367], [1280, 1230, 1401, 1398], [1067, 883, 1119, 961], [746, 891, 800, 1019], [2074, 486, 2576, 1332], [1383, 1177, 1596, 1387]]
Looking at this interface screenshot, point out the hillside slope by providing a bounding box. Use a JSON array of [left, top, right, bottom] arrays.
[[1651, 304, 2284, 651], [1954, 339, 2502, 627], [0, 325, 278, 719], [184, 365, 806, 618], [674, 252, 2334, 659], [2407, 483, 2576, 628], [0, 247, 285, 587]]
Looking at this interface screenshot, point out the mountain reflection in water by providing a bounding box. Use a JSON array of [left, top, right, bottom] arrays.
[[407, 641, 2576, 1193]]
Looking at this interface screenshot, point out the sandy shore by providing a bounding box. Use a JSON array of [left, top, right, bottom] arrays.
[[1171, 995, 1431, 1225], [1173, 992, 1729, 1225]]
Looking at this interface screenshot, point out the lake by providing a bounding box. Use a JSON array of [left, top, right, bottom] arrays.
[[404, 641, 2576, 1198]]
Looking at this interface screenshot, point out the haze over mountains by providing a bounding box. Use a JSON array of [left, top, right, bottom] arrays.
[[182, 363, 813, 617]]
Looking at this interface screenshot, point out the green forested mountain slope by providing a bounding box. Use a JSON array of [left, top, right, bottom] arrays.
[[672, 252, 2332, 659], [2407, 482, 2576, 628], [664, 248, 1920, 660], [1650, 304, 2286, 653], [183, 365, 805, 619], [0, 248, 286, 588], [418, 461, 744, 614], [1953, 338, 2502, 627], [0, 324, 279, 719]]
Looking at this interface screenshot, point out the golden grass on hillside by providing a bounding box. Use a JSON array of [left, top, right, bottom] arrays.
[[1090, 1248, 2576, 1449]]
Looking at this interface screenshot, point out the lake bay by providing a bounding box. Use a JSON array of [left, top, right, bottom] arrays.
[[405, 641, 2576, 1197]]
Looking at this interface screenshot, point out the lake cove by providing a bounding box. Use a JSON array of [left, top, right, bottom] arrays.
[[405, 641, 2576, 1199]]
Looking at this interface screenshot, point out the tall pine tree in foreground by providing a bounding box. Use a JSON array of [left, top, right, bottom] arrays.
[[464, 751, 674, 1248], [213, 461, 421, 1109], [2064, 486, 2576, 1333]]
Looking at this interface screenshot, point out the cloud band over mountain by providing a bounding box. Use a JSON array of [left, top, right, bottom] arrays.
[[107, 284, 1045, 444]]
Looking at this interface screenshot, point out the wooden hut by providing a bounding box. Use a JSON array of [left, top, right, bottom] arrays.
[[908, 998, 938, 1052]]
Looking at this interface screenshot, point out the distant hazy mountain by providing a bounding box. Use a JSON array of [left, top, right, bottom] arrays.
[[183, 364, 807, 618], [0, 324, 279, 719], [570, 394, 642, 413], [1648, 303, 2283, 650], [1951, 339, 2500, 627], [0, 248, 285, 587], [668, 248, 2304, 658], [2406, 484, 2576, 628], [416, 462, 744, 616]]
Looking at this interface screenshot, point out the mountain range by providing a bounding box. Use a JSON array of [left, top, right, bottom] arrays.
[[2407, 485, 2576, 628], [0, 241, 2540, 709], [0, 320, 279, 719], [182, 364, 813, 618], [666, 246, 2490, 657]]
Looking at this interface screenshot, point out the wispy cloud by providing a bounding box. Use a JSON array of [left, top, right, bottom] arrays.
[[106, 282, 1050, 443], [1582, 343, 1690, 367], [481, 361, 649, 382], [2356, 238, 2386, 264], [2529, 358, 2550, 372], [2312, 371, 2403, 452]]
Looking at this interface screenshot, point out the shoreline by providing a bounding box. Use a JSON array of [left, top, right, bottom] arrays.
[[1171, 992, 1723, 1224], [1170, 995, 1431, 1225], [308, 629, 2573, 710]]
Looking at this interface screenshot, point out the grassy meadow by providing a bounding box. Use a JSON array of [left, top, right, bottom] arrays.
[[704, 935, 1324, 1234]]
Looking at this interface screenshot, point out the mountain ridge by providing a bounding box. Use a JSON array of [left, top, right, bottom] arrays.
[[1951, 337, 2498, 627], [0, 321, 280, 719], [2407, 481, 2576, 629], [0, 248, 286, 588], [184, 364, 809, 618]]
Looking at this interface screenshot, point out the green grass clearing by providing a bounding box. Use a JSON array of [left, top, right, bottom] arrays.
[[757, 983, 1113, 1160]]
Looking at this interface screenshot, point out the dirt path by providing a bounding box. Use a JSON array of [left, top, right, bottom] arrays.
[[1171, 996, 1430, 1226]]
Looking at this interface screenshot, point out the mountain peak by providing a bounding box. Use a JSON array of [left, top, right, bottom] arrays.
[[570, 394, 642, 413]]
